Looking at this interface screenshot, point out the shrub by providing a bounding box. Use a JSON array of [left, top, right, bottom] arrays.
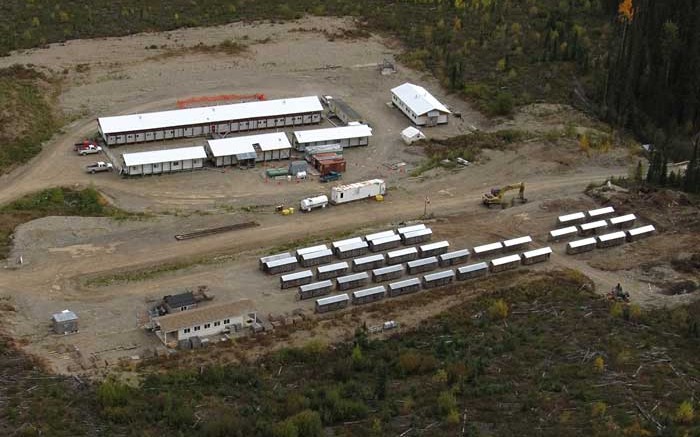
[[489, 91, 514, 116], [437, 391, 457, 416], [593, 356, 605, 373], [398, 350, 437, 375], [591, 401, 607, 418], [489, 299, 509, 320], [675, 400, 694, 424]]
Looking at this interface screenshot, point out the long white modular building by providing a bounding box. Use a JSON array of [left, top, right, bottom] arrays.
[[292, 124, 373, 151], [121, 146, 207, 176], [98, 96, 323, 146], [390, 82, 450, 126], [206, 132, 292, 166]]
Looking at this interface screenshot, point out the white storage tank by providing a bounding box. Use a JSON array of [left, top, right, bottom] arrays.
[[300, 195, 329, 212]]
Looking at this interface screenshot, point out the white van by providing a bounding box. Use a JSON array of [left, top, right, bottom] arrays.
[[300, 195, 329, 212]]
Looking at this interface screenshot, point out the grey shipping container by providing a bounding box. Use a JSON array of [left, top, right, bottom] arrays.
[[406, 256, 439, 274], [456, 262, 489, 280], [372, 264, 404, 282], [439, 249, 471, 267], [315, 293, 350, 313], [336, 241, 369, 259], [265, 256, 298, 275], [388, 278, 422, 297], [316, 262, 349, 280], [401, 228, 433, 245], [298, 280, 334, 300], [259, 252, 292, 271], [422, 269, 455, 289], [336, 272, 370, 291], [352, 254, 385, 272], [386, 247, 419, 265], [368, 234, 402, 252], [280, 270, 314, 289], [419, 240, 450, 258], [300, 249, 334, 267], [352, 286, 386, 305]]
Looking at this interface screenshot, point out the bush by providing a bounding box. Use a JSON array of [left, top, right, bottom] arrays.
[[675, 400, 694, 424], [489, 91, 514, 116], [489, 299, 509, 320], [593, 356, 605, 373], [398, 350, 437, 375]]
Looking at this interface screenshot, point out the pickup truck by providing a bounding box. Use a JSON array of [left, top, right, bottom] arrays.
[[320, 171, 341, 183], [85, 162, 113, 173], [74, 140, 99, 151], [76, 144, 102, 156]]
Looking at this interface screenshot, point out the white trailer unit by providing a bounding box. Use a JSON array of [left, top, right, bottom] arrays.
[[121, 146, 206, 176], [365, 230, 396, 243], [259, 252, 292, 271], [557, 212, 586, 226], [352, 286, 386, 305], [439, 249, 471, 267], [521, 247, 553, 265], [456, 262, 489, 280], [609, 214, 637, 229], [331, 237, 364, 254], [597, 231, 627, 248], [401, 228, 433, 245], [330, 179, 386, 205], [388, 278, 422, 297], [472, 242, 503, 258], [386, 247, 419, 265], [336, 241, 370, 259], [626, 225, 656, 242], [579, 220, 608, 236], [352, 254, 385, 272], [407, 256, 439, 274], [397, 224, 426, 235], [300, 195, 329, 212], [292, 124, 372, 151], [265, 256, 298, 275], [299, 249, 334, 267], [368, 234, 402, 252], [296, 245, 329, 260], [548, 226, 579, 241], [298, 280, 334, 300], [502, 236, 532, 252], [587, 206, 615, 220], [315, 294, 350, 313], [422, 270, 455, 289], [316, 262, 349, 280], [372, 264, 404, 282], [419, 241, 450, 258], [489, 254, 522, 273], [566, 237, 597, 254], [336, 272, 370, 291], [280, 270, 314, 289]]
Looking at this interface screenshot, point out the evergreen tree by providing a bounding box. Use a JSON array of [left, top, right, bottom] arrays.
[[685, 137, 699, 193], [659, 153, 668, 186]]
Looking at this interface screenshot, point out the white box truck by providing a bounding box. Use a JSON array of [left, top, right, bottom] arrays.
[[300, 195, 329, 212], [330, 179, 386, 205]]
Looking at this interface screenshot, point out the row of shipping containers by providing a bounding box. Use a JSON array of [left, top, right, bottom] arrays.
[[550, 213, 638, 241], [556, 206, 616, 227], [565, 225, 656, 254]]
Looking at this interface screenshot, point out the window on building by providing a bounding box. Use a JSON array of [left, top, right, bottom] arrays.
[[183, 328, 191, 333], [204, 323, 211, 329], [214, 321, 221, 327], [173, 161, 180, 166], [180, 306, 187, 311], [194, 326, 201, 331], [223, 319, 230, 324]]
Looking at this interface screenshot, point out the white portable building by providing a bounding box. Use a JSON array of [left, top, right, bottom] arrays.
[[557, 212, 586, 226], [299, 249, 334, 267], [352, 286, 386, 305], [264, 256, 298, 275], [315, 293, 350, 313], [121, 146, 206, 176], [609, 214, 637, 229], [472, 242, 503, 258], [579, 220, 608, 236], [368, 234, 402, 252], [597, 231, 627, 248], [316, 262, 349, 280], [626, 225, 656, 241], [439, 249, 471, 267], [401, 228, 433, 245], [330, 179, 386, 205], [372, 264, 404, 282], [548, 226, 579, 241], [587, 206, 616, 220], [401, 126, 426, 145], [566, 238, 597, 254], [502, 236, 532, 252], [296, 244, 329, 260], [407, 256, 439, 274], [386, 247, 419, 265], [456, 262, 489, 280], [98, 96, 323, 146], [489, 254, 522, 273], [292, 124, 372, 151], [206, 132, 291, 166], [390, 83, 450, 126], [336, 241, 370, 259], [397, 224, 426, 235], [521, 247, 553, 265], [422, 269, 455, 289], [387, 278, 422, 297], [365, 230, 396, 243], [332, 237, 364, 253], [259, 252, 292, 271], [298, 280, 334, 300], [280, 270, 314, 289], [419, 241, 450, 258]]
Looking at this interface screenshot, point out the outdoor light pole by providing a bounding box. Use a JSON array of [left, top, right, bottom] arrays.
[[423, 196, 430, 217]]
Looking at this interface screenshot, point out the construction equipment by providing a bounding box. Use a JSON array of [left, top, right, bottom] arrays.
[[482, 182, 527, 208]]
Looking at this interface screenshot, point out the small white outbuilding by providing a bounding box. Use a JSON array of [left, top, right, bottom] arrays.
[[391, 82, 450, 126], [121, 146, 206, 176], [207, 132, 291, 166], [401, 126, 426, 145]]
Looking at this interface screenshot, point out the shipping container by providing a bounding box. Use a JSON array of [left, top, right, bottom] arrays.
[[566, 237, 597, 254], [296, 244, 330, 260], [372, 264, 404, 282], [397, 224, 426, 235], [456, 262, 489, 280], [315, 293, 350, 313], [502, 236, 532, 252], [265, 256, 298, 275], [557, 212, 586, 226], [626, 225, 656, 242], [419, 240, 450, 258], [331, 237, 364, 253], [587, 206, 615, 220], [316, 157, 347, 174], [352, 254, 385, 272], [330, 179, 386, 204], [401, 228, 433, 245], [316, 262, 349, 280], [365, 230, 396, 243], [298, 280, 334, 300], [352, 286, 386, 305], [521, 247, 553, 265], [335, 240, 370, 259], [336, 272, 370, 291], [596, 231, 626, 248], [259, 252, 292, 271], [609, 214, 636, 229], [489, 254, 521, 273], [472, 242, 503, 258], [548, 226, 578, 241], [387, 278, 422, 297], [407, 256, 439, 274], [439, 249, 471, 267], [386, 247, 419, 265], [280, 270, 314, 289], [578, 220, 608, 236], [422, 269, 455, 289], [300, 249, 334, 267], [368, 234, 402, 252]]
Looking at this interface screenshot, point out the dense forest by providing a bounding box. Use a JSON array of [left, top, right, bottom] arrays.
[[4, 270, 700, 436]]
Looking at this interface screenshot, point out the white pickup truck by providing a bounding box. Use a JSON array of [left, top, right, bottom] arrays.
[[76, 144, 102, 156], [85, 162, 113, 174]]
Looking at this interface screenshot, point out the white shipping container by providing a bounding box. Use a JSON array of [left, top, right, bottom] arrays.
[[330, 179, 386, 204]]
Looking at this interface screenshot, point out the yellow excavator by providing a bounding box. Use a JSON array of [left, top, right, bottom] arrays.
[[482, 182, 527, 208]]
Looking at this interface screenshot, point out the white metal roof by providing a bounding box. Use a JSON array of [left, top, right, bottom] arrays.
[[207, 132, 290, 157], [373, 264, 403, 274], [403, 228, 433, 239], [391, 83, 451, 116], [458, 262, 488, 273], [588, 206, 615, 218], [389, 278, 421, 289], [549, 226, 578, 238], [353, 286, 386, 298], [568, 238, 597, 248], [99, 96, 323, 135], [293, 124, 373, 144], [281, 270, 314, 282], [420, 241, 450, 251], [598, 231, 626, 242], [332, 237, 364, 249], [301, 249, 333, 260], [502, 236, 532, 247], [337, 272, 369, 283], [523, 247, 553, 259], [371, 234, 402, 246], [423, 270, 455, 281], [299, 280, 333, 292], [558, 212, 586, 223], [365, 230, 395, 241], [337, 241, 369, 252], [609, 214, 636, 224], [122, 146, 206, 167], [332, 179, 385, 192], [317, 262, 349, 273], [440, 249, 471, 260], [408, 256, 438, 267], [627, 225, 655, 236], [52, 309, 78, 322], [354, 254, 385, 264], [397, 224, 426, 235], [387, 247, 418, 258], [296, 244, 329, 257], [260, 252, 292, 264], [266, 257, 297, 268], [473, 242, 503, 254], [580, 220, 607, 231], [316, 293, 349, 306], [401, 126, 425, 138], [491, 254, 521, 266]]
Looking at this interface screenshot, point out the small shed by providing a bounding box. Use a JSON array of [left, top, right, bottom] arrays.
[[419, 241, 450, 258], [472, 242, 504, 258], [122, 146, 206, 176], [163, 292, 198, 313], [401, 228, 433, 245], [587, 206, 616, 220], [52, 310, 78, 334], [352, 254, 385, 272], [368, 234, 402, 252], [372, 264, 404, 282], [401, 126, 426, 145], [365, 230, 396, 243], [386, 247, 419, 265], [407, 256, 439, 274], [502, 236, 532, 252], [259, 252, 292, 271], [438, 249, 471, 267], [387, 278, 422, 297], [578, 220, 608, 236], [317, 262, 350, 280], [596, 231, 627, 248], [422, 269, 455, 289]]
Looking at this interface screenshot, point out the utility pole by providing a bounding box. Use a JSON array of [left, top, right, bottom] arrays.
[[423, 196, 430, 217]]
